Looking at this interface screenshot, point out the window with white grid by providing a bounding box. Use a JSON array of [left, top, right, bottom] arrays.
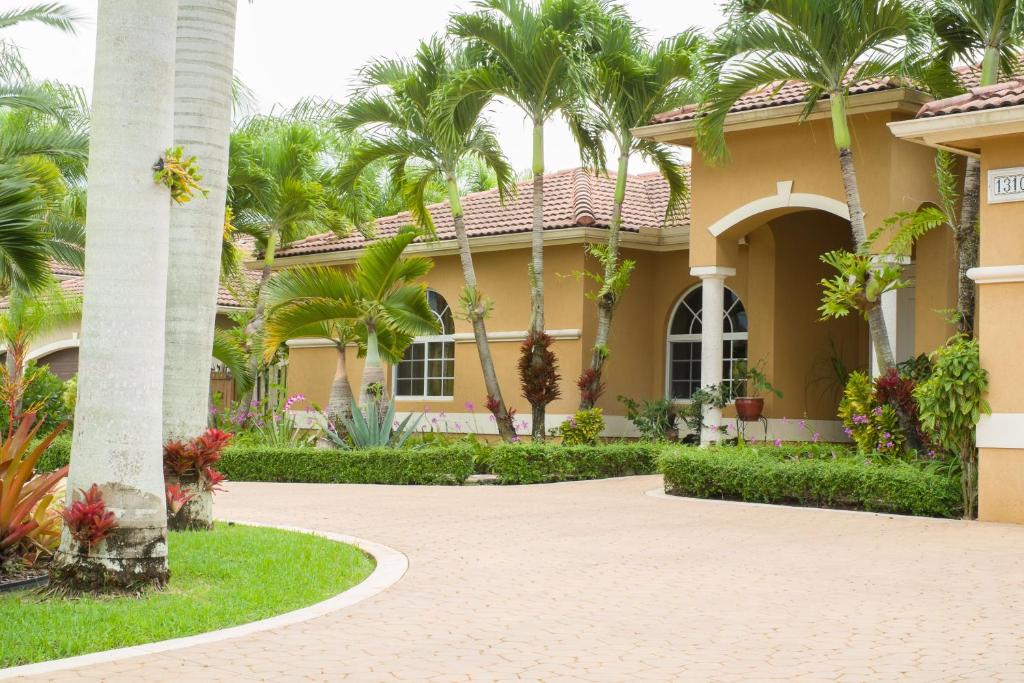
[[666, 285, 748, 400], [395, 290, 455, 399]]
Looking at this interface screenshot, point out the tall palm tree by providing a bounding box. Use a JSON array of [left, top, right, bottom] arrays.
[[577, 15, 700, 409], [163, 0, 238, 452], [0, 280, 80, 398], [263, 229, 438, 417], [50, 0, 176, 593], [336, 38, 520, 441], [450, 0, 604, 438], [228, 117, 357, 399], [697, 0, 927, 371], [930, 0, 1024, 335], [0, 3, 81, 116]]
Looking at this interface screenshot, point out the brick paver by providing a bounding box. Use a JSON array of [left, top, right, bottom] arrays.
[[11, 475, 1024, 682]]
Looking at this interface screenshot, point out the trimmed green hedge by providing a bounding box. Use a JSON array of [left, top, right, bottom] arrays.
[[658, 446, 962, 518], [34, 436, 72, 472], [218, 445, 474, 485], [483, 443, 660, 485]]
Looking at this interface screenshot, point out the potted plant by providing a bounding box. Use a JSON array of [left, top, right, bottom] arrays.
[[732, 359, 783, 421]]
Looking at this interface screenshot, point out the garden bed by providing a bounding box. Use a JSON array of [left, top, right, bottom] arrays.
[[0, 523, 374, 667], [658, 445, 962, 518]]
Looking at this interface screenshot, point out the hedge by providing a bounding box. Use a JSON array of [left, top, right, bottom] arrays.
[[483, 443, 660, 485], [34, 435, 72, 472], [658, 446, 962, 518], [218, 444, 474, 485]]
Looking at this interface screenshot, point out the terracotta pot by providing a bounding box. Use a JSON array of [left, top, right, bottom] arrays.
[[734, 397, 765, 422]]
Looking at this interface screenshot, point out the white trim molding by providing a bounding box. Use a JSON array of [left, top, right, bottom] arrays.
[[689, 265, 736, 280], [977, 413, 1024, 449], [967, 265, 1024, 284], [451, 329, 581, 344], [286, 338, 341, 349], [26, 336, 80, 362], [706, 183, 850, 238]]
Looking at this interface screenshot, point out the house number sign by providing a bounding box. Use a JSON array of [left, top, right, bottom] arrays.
[[988, 167, 1024, 204]]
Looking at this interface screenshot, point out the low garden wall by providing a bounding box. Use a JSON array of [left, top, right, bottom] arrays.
[[657, 445, 962, 518]]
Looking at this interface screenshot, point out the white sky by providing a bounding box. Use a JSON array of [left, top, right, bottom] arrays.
[[7, 0, 727, 174]]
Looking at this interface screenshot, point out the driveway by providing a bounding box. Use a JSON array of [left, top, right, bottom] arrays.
[[13, 475, 1024, 682]]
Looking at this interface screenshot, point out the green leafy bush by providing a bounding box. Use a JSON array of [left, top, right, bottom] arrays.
[[658, 445, 961, 518], [0, 361, 72, 436], [483, 443, 659, 484], [33, 435, 71, 472], [618, 396, 679, 441], [558, 408, 605, 446], [218, 444, 474, 485]]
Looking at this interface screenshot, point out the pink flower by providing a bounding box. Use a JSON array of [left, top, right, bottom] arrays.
[[773, 438, 783, 447], [812, 432, 821, 443], [464, 401, 475, 411]]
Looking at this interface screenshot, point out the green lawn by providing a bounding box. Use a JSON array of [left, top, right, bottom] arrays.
[[0, 523, 375, 668]]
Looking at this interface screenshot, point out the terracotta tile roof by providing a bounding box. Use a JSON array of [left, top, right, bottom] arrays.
[[916, 77, 1024, 118], [52, 274, 255, 309], [49, 259, 82, 278], [58, 275, 83, 295], [651, 65, 984, 125], [276, 168, 687, 258]]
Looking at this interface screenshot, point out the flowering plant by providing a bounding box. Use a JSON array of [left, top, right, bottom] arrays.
[[61, 484, 117, 550], [163, 428, 232, 493]]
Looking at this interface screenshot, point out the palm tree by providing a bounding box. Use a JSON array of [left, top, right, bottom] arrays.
[[930, 0, 1024, 334], [697, 0, 927, 371], [577, 15, 700, 409], [450, 0, 603, 438], [335, 37, 520, 441], [263, 227, 439, 412], [163, 0, 238, 451], [50, 0, 176, 592], [228, 116, 357, 399], [0, 3, 81, 116], [0, 280, 80, 400]]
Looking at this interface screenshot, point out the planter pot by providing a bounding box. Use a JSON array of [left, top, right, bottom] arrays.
[[734, 397, 765, 422], [166, 474, 213, 531]]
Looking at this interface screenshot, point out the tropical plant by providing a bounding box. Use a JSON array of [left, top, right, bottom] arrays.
[[928, 0, 1024, 335], [731, 359, 783, 399], [517, 331, 561, 437], [558, 408, 605, 446], [678, 383, 730, 440], [838, 370, 907, 456], [449, 0, 605, 437], [577, 13, 700, 409], [60, 483, 117, 551], [0, 413, 67, 573], [618, 396, 679, 441], [916, 336, 989, 519], [335, 37, 519, 440], [0, 3, 81, 117], [153, 146, 206, 204], [263, 227, 438, 405], [698, 0, 929, 370], [0, 279, 80, 395], [319, 401, 422, 450], [51, 2, 176, 592]]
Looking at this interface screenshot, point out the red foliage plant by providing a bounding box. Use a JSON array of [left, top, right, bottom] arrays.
[[874, 367, 931, 446], [517, 332, 561, 408], [60, 484, 117, 550], [165, 484, 194, 515], [577, 368, 605, 408], [163, 429, 232, 493], [485, 395, 516, 421]]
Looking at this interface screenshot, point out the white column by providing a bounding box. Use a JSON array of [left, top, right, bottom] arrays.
[[691, 266, 736, 444], [871, 256, 910, 376]]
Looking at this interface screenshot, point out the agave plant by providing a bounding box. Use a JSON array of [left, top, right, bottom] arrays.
[[0, 414, 68, 569], [319, 402, 422, 450]]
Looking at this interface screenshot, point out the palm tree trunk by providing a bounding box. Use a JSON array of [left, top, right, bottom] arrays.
[[527, 121, 550, 439], [161, 0, 237, 533], [581, 152, 629, 410], [50, 0, 176, 593], [359, 325, 386, 403], [447, 177, 516, 442], [836, 139, 895, 370], [327, 344, 354, 420], [956, 157, 981, 336], [242, 229, 277, 404]]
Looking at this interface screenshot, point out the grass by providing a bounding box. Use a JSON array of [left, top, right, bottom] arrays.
[[0, 523, 375, 668]]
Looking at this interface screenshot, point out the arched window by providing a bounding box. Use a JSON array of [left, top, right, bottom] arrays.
[[394, 290, 455, 399], [666, 285, 748, 400]]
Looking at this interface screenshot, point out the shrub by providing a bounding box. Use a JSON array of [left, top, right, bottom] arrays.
[[34, 435, 71, 472], [218, 444, 475, 485], [618, 396, 678, 441], [658, 445, 961, 518], [483, 443, 659, 484], [0, 361, 71, 437], [559, 408, 605, 446]]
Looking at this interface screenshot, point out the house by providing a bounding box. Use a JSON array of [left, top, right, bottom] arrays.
[[274, 69, 960, 441]]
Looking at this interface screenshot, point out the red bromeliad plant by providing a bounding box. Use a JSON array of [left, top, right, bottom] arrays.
[[0, 415, 68, 570], [165, 484, 194, 515], [517, 331, 561, 441], [163, 428, 231, 492], [60, 484, 117, 550], [577, 368, 605, 409]]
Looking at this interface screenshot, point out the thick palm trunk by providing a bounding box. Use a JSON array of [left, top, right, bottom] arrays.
[[50, 0, 176, 592], [955, 157, 981, 336], [581, 153, 628, 410], [328, 345, 354, 420], [447, 178, 516, 442], [161, 0, 237, 533], [359, 327, 386, 403], [837, 145, 895, 370], [527, 122, 550, 439]]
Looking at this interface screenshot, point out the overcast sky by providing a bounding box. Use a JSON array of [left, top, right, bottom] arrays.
[[7, 1, 727, 173]]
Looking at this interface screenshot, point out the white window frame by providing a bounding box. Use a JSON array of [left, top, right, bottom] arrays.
[[393, 291, 455, 401], [664, 284, 749, 402]]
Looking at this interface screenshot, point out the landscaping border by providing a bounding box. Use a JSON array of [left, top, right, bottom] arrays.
[[0, 522, 408, 680]]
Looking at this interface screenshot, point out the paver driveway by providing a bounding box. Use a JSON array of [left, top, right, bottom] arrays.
[[12, 475, 1024, 682]]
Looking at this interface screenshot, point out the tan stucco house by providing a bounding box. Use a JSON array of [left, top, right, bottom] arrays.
[[272, 74, 970, 441]]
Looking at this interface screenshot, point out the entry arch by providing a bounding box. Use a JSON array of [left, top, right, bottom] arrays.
[[707, 181, 851, 238]]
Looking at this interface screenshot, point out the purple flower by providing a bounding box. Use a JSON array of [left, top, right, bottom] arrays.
[[872, 406, 884, 417], [812, 432, 821, 443], [799, 419, 807, 429], [431, 417, 438, 424], [488, 414, 496, 422], [464, 401, 475, 411], [843, 427, 853, 437], [438, 411, 447, 420], [283, 394, 306, 411], [773, 438, 783, 447]]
